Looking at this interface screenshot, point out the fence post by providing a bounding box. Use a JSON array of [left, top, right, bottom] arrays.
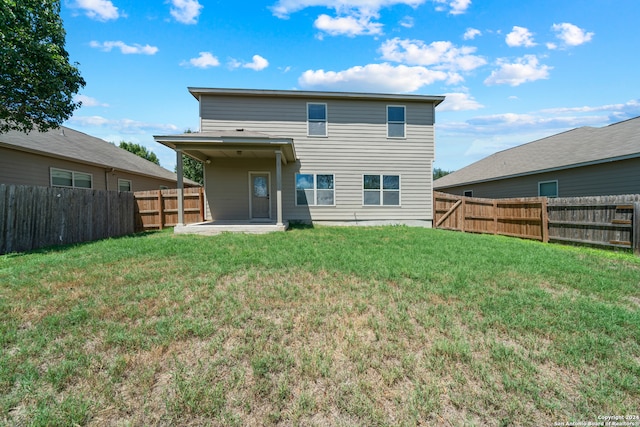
[[199, 187, 205, 222], [460, 197, 466, 233], [493, 199, 498, 235], [634, 202, 640, 256], [541, 197, 549, 243], [157, 189, 163, 230]]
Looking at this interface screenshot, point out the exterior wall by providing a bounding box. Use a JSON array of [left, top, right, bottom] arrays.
[[437, 157, 640, 198], [200, 94, 437, 222], [0, 146, 179, 191]]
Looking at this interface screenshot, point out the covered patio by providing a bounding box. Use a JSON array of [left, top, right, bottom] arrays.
[[154, 129, 297, 234]]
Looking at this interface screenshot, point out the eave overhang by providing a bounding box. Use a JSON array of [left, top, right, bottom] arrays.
[[153, 131, 297, 164]]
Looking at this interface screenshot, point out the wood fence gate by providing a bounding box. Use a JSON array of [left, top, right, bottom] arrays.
[[434, 191, 640, 254], [434, 192, 548, 242]]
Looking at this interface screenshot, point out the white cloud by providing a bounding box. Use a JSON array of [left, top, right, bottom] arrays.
[[89, 41, 159, 55], [74, 95, 109, 107], [169, 0, 203, 24], [270, 0, 426, 36], [438, 92, 484, 111], [540, 99, 640, 118], [298, 62, 452, 92], [463, 28, 481, 40], [551, 23, 594, 47], [380, 38, 487, 73], [400, 16, 414, 28], [432, 0, 471, 14], [68, 116, 179, 135], [182, 52, 220, 68], [484, 55, 551, 86], [243, 55, 270, 71], [227, 55, 270, 71], [314, 13, 383, 36], [505, 26, 536, 47], [270, 0, 426, 18], [72, 0, 120, 21]]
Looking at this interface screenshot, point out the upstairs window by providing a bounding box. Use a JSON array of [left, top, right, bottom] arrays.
[[363, 174, 400, 206], [308, 103, 327, 137], [387, 105, 405, 138], [118, 179, 132, 192], [51, 168, 93, 189], [539, 180, 558, 197], [296, 173, 335, 206]]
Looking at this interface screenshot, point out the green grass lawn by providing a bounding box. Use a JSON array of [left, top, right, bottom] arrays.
[[1, 226, 639, 426]]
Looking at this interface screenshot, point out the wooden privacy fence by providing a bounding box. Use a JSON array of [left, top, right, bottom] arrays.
[[0, 184, 135, 255], [547, 195, 640, 252], [434, 191, 640, 254], [134, 187, 204, 231], [434, 192, 548, 242]]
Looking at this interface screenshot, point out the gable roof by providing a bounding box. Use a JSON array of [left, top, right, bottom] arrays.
[[434, 116, 640, 189], [0, 125, 192, 184]]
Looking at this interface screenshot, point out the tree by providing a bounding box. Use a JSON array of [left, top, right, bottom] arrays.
[[180, 156, 204, 185], [0, 0, 86, 134], [119, 141, 160, 165], [433, 167, 453, 180], [175, 129, 204, 185]]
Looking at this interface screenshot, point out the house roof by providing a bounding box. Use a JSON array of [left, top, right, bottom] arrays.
[[188, 87, 446, 106], [154, 129, 297, 163], [0, 125, 194, 184], [434, 116, 640, 189]]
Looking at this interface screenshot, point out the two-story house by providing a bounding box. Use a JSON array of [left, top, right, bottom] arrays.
[[154, 88, 445, 231]]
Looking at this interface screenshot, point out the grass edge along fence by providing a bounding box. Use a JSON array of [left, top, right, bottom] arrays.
[[434, 191, 640, 255], [0, 184, 135, 255]]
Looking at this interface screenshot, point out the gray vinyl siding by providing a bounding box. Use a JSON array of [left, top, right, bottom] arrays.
[[0, 147, 180, 191], [200, 95, 436, 222], [438, 157, 640, 199]]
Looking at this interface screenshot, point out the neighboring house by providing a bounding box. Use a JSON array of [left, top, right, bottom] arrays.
[[0, 126, 198, 191], [434, 116, 640, 199], [155, 87, 445, 227]]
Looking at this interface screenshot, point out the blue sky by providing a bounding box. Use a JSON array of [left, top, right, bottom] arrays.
[[60, 0, 640, 173]]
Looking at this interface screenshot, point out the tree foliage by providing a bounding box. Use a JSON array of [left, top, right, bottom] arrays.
[[433, 167, 453, 180], [176, 129, 204, 185], [119, 141, 160, 165], [179, 156, 204, 185], [0, 0, 85, 133]]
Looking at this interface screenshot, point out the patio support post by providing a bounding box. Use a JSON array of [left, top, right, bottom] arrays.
[[176, 149, 184, 226], [275, 150, 283, 226]]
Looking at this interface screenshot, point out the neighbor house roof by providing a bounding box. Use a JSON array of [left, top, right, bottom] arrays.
[[188, 87, 446, 106], [0, 125, 194, 184], [434, 116, 640, 189]]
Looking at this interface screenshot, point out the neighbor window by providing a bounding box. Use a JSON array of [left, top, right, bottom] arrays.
[[296, 173, 335, 206], [539, 180, 558, 197], [118, 179, 132, 192], [387, 105, 405, 138], [363, 174, 400, 206], [308, 103, 327, 137], [50, 168, 93, 189], [463, 190, 473, 197]]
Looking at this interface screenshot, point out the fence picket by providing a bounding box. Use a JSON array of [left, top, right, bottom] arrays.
[[434, 191, 639, 254]]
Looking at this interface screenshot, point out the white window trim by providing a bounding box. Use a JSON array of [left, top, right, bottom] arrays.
[[307, 102, 328, 137], [50, 167, 93, 189], [362, 174, 401, 207], [118, 179, 132, 192], [538, 180, 558, 198], [295, 173, 336, 207], [387, 105, 406, 139], [463, 190, 473, 197]]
